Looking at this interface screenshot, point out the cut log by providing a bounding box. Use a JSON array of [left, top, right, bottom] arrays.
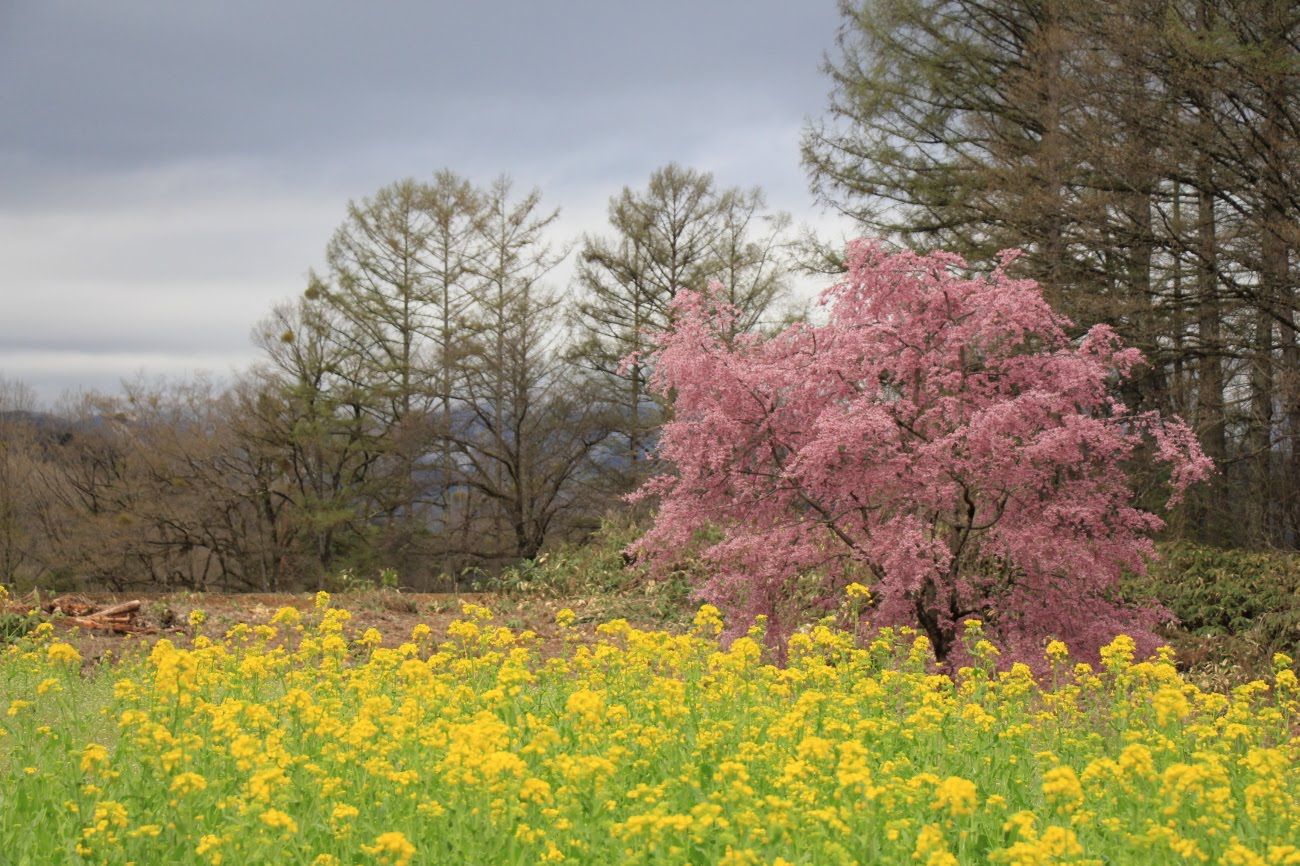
[[90, 600, 142, 619], [64, 616, 157, 635]]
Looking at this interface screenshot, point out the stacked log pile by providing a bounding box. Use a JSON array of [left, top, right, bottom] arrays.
[[2, 595, 158, 635]]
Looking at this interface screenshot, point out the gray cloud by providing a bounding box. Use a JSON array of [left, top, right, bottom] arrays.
[[0, 0, 848, 403]]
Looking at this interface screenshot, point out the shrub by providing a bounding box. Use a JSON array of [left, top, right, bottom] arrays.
[[492, 520, 644, 598], [1127, 543, 1300, 680]]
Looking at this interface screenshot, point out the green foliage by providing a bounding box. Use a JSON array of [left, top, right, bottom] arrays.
[[1139, 544, 1300, 640], [490, 520, 695, 623], [0, 611, 37, 645], [492, 520, 645, 597], [328, 567, 383, 595], [1126, 543, 1300, 682], [326, 567, 418, 614]]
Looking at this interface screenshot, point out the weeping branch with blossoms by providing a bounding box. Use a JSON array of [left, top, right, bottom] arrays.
[[631, 240, 1214, 665]]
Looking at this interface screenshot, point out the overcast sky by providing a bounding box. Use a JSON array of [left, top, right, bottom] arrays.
[[0, 1, 849, 404]]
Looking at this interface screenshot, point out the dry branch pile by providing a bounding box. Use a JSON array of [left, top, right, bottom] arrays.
[[3, 594, 159, 635]]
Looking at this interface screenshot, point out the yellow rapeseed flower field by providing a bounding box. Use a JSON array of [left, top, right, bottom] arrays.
[[1, 594, 1298, 865]]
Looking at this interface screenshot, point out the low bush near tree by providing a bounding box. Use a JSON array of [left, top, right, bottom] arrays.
[[1127, 543, 1300, 684]]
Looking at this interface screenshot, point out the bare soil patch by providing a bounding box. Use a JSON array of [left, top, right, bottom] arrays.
[[4, 589, 679, 665]]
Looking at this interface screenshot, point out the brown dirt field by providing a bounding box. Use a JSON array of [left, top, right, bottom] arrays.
[[5, 589, 685, 666]]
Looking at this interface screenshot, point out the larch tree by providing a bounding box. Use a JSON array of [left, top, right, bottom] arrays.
[[804, 0, 1300, 550], [570, 163, 791, 486], [420, 170, 484, 572], [453, 179, 605, 559], [313, 178, 439, 555]]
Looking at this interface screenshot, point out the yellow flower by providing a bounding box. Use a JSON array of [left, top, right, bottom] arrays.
[[248, 767, 288, 802], [460, 602, 493, 621], [416, 800, 445, 818], [331, 803, 360, 823], [188, 609, 207, 628], [448, 619, 480, 643], [719, 847, 760, 866], [170, 772, 208, 795], [845, 582, 872, 601], [47, 642, 81, 664], [1041, 765, 1084, 811], [693, 604, 724, 636], [362, 831, 416, 866], [260, 808, 298, 836], [196, 834, 224, 864], [565, 689, 605, 722], [1, 597, 1298, 863], [913, 823, 959, 866], [80, 742, 109, 773], [1099, 635, 1136, 671], [91, 800, 128, 831], [1152, 685, 1190, 725], [270, 606, 301, 626], [520, 778, 552, 804], [932, 776, 978, 817]]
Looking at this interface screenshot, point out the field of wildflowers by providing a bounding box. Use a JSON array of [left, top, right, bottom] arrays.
[[2, 587, 1298, 866]]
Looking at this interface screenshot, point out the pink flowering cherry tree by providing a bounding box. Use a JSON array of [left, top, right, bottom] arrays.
[[631, 240, 1213, 664]]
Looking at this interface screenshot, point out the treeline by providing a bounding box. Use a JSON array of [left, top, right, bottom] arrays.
[[5, 0, 1298, 590], [805, 0, 1300, 546], [0, 165, 794, 591]]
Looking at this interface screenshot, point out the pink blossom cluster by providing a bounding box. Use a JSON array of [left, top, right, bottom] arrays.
[[632, 240, 1213, 665]]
